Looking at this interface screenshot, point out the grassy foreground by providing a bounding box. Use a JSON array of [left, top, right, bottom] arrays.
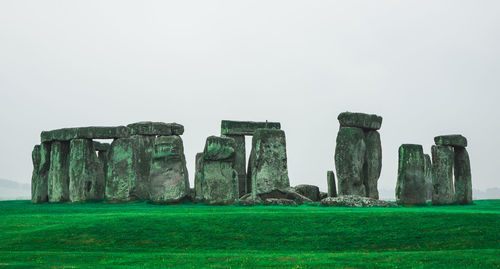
[[0, 200, 499, 268]]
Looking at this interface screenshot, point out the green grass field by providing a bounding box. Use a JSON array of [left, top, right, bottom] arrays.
[[0, 200, 499, 268]]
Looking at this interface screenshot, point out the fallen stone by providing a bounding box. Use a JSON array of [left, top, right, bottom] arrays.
[[31, 143, 50, 203], [127, 121, 184, 136], [434, 135, 467, 148], [431, 145, 455, 205], [48, 141, 70, 202], [257, 189, 312, 204], [454, 147, 472, 205], [203, 136, 236, 161], [225, 134, 247, 197], [320, 191, 328, 200], [221, 120, 281, 136], [293, 184, 320, 201], [69, 139, 105, 202], [238, 193, 263, 205], [263, 198, 296, 206], [321, 195, 397, 207], [327, 171, 337, 197], [424, 154, 433, 202], [396, 144, 426, 205], [41, 126, 130, 143], [335, 127, 366, 196], [93, 141, 111, 152], [338, 112, 382, 130], [364, 130, 382, 199]]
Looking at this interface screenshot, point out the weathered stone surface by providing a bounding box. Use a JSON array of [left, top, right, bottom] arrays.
[[93, 141, 111, 152], [149, 136, 189, 203], [69, 139, 105, 202], [194, 152, 204, 201], [31, 143, 50, 203], [320, 191, 328, 200], [263, 198, 296, 206], [335, 127, 366, 196], [321, 195, 397, 207], [199, 160, 238, 204], [226, 134, 246, 197], [431, 145, 455, 205], [248, 129, 290, 198], [364, 130, 382, 199], [293, 184, 320, 201], [454, 147, 472, 205], [424, 154, 433, 202], [396, 144, 426, 205], [434, 135, 467, 148], [221, 120, 281, 136], [97, 150, 108, 183], [327, 171, 337, 197], [203, 136, 236, 161], [338, 112, 382, 130], [106, 135, 154, 201], [41, 126, 130, 143], [48, 141, 70, 202], [249, 189, 312, 204], [127, 121, 184, 136]]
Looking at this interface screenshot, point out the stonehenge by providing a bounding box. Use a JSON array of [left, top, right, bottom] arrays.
[[327, 171, 337, 197], [396, 144, 426, 205]]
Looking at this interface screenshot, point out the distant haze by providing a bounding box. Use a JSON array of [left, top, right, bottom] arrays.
[[1, 1, 499, 194]]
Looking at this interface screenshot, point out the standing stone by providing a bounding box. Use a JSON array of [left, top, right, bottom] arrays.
[[31, 143, 50, 203], [335, 127, 366, 197], [327, 171, 337, 197], [454, 147, 472, 205], [226, 135, 246, 197], [69, 139, 105, 202], [248, 129, 290, 198], [424, 154, 433, 202], [194, 152, 204, 201], [293, 184, 320, 201], [396, 144, 426, 205], [431, 145, 455, 205], [48, 141, 70, 202], [364, 130, 382, 199], [149, 136, 190, 203]]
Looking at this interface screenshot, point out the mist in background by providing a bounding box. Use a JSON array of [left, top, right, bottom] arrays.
[[1, 1, 499, 199]]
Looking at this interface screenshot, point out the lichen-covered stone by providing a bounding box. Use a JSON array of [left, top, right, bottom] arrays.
[[69, 139, 105, 202], [41, 126, 130, 142], [321, 195, 396, 207], [364, 130, 382, 199], [431, 145, 455, 205], [335, 127, 366, 196], [424, 154, 433, 202], [194, 152, 204, 201], [327, 171, 337, 197], [221, 120, 281, 136], [149, 135, 189, 203], [93, 141, 111, 152], [31, 143, 50, 203], [48, 141, 70, 202], [255, 189, 312, 204], [203, 136, 235, 161], [320, 191, 328, 200], [293, 184, 320, 201], [434, 135, 467, 148], [127, 121, 184, 136], [396, 144, 426, 205], [248, 129, 290, 198], [454, 147, 472, 205], [199, 160, 238, 204], [338, 112, 382, 130], [226, 134, 246, 197]]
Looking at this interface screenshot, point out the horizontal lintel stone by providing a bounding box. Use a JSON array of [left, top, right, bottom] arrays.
[[127, 121, 184, 136], [221, 120, 281, 135], [338, 112, 382, 130], [434, 135, 467, 148], [41, 126, 130, 142]]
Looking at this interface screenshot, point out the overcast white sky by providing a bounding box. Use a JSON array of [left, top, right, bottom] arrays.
[[1, 1, 499, 192]]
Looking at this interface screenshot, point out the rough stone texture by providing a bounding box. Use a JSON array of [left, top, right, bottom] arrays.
[[431, 145, 455, 205], [221, 120, 281, 136], [93, 141, 111, 152], [263, 198, 296, 206], [48, 141, 70, 202], [364, 130, 382, 199], [199, 160, 238, 205], [97, 150, 108, 183], [338, 112, 383, 130], [149, 135, 190, 203], [434, 135, 467, 148], [127, 121, 184, 136], [31, 143, 50, 203], [321, 195, 397, 207], [396, 144, 426, 205], [293, 184, 320, 201], [248, 129, 290, 198], [424, 154, 433, 202], [239, 189, 312, 205], [203, 136, 236, 161], [194, 152, 204, 201], [335, 127, 366, 197], [226, 134, 246, 197], [69, 139, 105, 202], [106, 135, 154, 201], [319, 191, 328, 200], [454, 147, 472, 205], [41, 126, 130, 143], [327, 171, 337, 197]]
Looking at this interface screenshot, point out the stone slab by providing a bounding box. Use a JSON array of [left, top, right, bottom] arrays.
[[431, 145, 455, 205], [93, 141, 111, 152], [335, 127, 366, 196], [41, 126, 130, 142], [396, 144, 426, 205], [434, 135, 467, 148], [327, 170, 337, 197], [48, 141, 70, 202], [221, 120, 281, 136], [127, 121, 184, 136], [293, 184, 320, 201], [203, 136, 235, 161], [363, 130, 382, 199], [225, 135, 246, 197], [338, 112, 382, 130], [69, 139, 105, 202], [31, 143, 50, 203], [454, 147, 472, 205]]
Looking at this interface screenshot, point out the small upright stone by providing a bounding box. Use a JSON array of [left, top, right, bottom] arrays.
[[338, 112, 383, 130], [424, 154, 433, 202], [396, 144, 426, 205], [335, 127, 366, 196], [434, 135, 467, 148], [48, 141, 70, 202], [31, 143, 50, 203], [363, 130, 382, 199], [194, 152, 204, 201], [69, 139, 105, 202], [454, 147, 472, 205], [431, 145, 455, 205], [327, 171, 337, 197]]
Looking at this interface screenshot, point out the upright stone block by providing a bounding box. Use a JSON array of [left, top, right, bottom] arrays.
[[31, 143, 50, 203], [396, 144, 426, 205], [454, 147, 472, 205], [226, 135, 246, 197], [327, 170, 337, 197], [364, 130, 382, 199], [335, 127, 366, 196], [431, 145, 455, 205], [338, 112, 382, 130], [149, 136, 190, 203], [248, 129, 290, 198], [424, 154, 433, 202], [194, 152, 204, 201], [48, 141, 70, 202], [69, 139, 105, 202]]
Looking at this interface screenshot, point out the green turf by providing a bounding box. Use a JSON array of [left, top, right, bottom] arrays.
[[0, 200, 499, 268]]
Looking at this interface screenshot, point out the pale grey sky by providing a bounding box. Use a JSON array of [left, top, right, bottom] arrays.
[[1, 1, 499, 192]]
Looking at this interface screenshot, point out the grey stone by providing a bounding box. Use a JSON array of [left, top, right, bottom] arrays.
[[335, 127, 366, 196], [221, 120, 281, 136], [127, 121, 184, 136], [321, 195, 397, 207], [203, 136, 235, 161], [31, 143, 50, 203], [338, 112, 382, 130], [263, 198, 296, 206], [48, 141, 70, 202], [454, 147, 472, 205], [424, 154, 433, 202], [319, 191, 328, 200], [327, 170, 337, 197], [434, 135, 467, 148], [293, 184, 320, 201], [41, 126, 130, 143], [199, 160, 238, 205], [256, 188, 312, 204], [194, 152, 204, 201], [431, 145, 455, 205], [93, 141, 111, 152], [364, 130, 382, 199], [69, 139, 105, 202], [226, 134, 246, 197], [396, 144, 426, 205]]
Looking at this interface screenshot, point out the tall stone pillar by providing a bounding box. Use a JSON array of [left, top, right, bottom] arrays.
[[431, 145, 455, 205], [226, 134, 246, 197], [364, 130, 382, 199], [454, 147, 472, 205], [423, 154, 433, 202], [31, 143, 50, 203], [335, 127, 366, 196], [327, 170, 337, 197], [69, 139, 105, 202], [194, 152, 204, 201], [48, 141, 70, 202], [396, 144, 426, 205]]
